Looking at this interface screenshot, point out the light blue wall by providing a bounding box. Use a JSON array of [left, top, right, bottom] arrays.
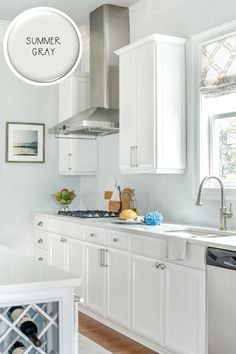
[[0, 46, 80, 253], [80, 0, 236, 230]]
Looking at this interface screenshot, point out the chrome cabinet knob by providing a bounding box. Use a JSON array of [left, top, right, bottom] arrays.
[[37, 221, 43, 227], [113, 238, 119, 242], [38, 257, 43, 262], [90, 233, 95, 238], [60, 237, 67, 243], [155, 262, 160, 269], [37, 238, 43, 244]]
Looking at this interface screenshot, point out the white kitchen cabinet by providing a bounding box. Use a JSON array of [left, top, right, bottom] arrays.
[[85, 244, 107, 317], [50, 235, 67, 271], [49, 235, 85, 299], [34, 247, 50, 265], [67, 238, 85, 299], [116, 34, 186, 174], [58, 72, 98, 175], [164, 262, 206, 354], [131, 254, 164, 345], [107, 248, 131, 328], [33, 214, 206, 354]]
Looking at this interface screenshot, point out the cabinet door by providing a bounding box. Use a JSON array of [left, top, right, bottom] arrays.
[[131, 255, 164, 345], [50, 235, 67, 271], [85, 244, 106, 317], [119, 51, 136, 171], [58, 73, 97, 176], [72, 139, 97, 174], [164, 263, 206, 354], [67, 239, 85, 300], [59, 139, 73, 174], [135, 41, 156, 171], [107, 249, 131, 328]]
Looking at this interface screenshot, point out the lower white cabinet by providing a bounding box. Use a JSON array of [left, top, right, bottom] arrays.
[[67, 238, 85, 299], [33, 217, 206, 354], [85, 245, 131, 329], [85, 244, 107, 317], [50, 235, 67, 270], [49, 235, 85, 300], [131, 254, 164, 345], [164, 262, 206, 354], [107, 249, 131, 328]]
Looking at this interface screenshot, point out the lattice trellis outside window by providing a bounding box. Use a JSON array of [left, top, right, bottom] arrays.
[[200, 33, 236, 95]]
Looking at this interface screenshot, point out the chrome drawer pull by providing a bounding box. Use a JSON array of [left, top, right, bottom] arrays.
[[37, 238, 43, 244], [90, 233, 95, 237], [37, 221, 43, 227], [113, 238, 119, 242]]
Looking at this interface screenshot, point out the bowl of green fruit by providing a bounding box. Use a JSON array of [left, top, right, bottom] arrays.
[[53, 189, 76, 211]]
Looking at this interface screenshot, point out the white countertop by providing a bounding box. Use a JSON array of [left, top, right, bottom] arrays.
[[35, 212, 236, 252], [0, 244, 81, 293]]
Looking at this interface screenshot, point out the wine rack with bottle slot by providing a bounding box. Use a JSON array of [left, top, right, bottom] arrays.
[[0, 301, 59, 354]]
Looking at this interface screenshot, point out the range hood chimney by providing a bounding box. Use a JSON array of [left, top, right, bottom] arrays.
[[49, 4, 130, 137]]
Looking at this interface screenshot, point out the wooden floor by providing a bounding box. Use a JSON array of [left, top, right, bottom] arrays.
[[79, 312, 158, 354]]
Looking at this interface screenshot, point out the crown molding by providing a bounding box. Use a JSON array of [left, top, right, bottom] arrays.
[[0, 21, 10, 43]]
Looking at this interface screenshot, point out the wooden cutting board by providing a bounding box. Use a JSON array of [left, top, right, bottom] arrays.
[[120, 188, 133, 211]]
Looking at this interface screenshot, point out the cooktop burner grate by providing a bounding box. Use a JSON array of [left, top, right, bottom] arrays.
[[58, 210, 119, 218]]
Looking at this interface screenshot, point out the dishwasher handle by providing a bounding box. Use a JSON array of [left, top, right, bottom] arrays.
[[207, 247, 236, 270]]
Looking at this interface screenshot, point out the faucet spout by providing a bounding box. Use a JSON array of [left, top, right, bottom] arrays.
[[196, 176, 232, 230]]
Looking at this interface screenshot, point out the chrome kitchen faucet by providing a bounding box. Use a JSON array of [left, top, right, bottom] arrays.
[[196, 176, 233, 231]]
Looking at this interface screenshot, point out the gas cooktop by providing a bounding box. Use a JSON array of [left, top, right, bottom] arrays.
[[58, 210, 119, 219]]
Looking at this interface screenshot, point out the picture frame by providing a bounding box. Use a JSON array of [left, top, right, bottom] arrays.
[[6, 122, 45, 163]]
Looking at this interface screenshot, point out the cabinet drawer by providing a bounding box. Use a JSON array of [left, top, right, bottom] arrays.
[[131, 235, 164, 259], [47, 218, 85, 241], [107, 230, 130, 251], [34, 216, 48, 230], [34, 230, 50, 250], [34, 248, 50, 264], [85, 227, 106, 245]]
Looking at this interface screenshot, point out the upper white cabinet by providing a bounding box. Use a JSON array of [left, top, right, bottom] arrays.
[[116, 34, 186, 174], [58, 72, 98, 175]]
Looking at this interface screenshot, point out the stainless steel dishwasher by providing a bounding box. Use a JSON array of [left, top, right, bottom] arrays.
[[207, 247, 236, 354]]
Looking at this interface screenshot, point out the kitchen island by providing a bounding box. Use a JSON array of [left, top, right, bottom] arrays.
[[0, 244, 81, 354]]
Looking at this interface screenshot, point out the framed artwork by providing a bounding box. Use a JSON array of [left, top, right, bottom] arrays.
[[6, 122, 45, 163]]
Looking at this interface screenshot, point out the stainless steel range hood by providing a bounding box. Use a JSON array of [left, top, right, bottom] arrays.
[[49, 4, 130, 137]]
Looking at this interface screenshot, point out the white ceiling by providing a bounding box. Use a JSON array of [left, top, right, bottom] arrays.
[[0, 0, 139, 23]]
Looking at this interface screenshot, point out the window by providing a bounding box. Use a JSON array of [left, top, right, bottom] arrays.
[[210, 112, 236, 182], [195, 24, 236, 191]]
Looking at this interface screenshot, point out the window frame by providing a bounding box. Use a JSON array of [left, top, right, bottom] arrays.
[[192, 20, 236, 201]]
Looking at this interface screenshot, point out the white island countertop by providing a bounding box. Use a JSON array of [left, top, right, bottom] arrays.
[[0, 244, 81, 294], [34, 212, 236, 252]]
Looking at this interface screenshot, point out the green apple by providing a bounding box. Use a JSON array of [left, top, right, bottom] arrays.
[[60, 199, 67, 205]]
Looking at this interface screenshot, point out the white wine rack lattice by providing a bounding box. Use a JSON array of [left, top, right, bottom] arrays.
[[0, 302, 59, 354]]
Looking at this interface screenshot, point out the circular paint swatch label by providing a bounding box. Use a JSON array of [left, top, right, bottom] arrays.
[[3, 7, 82, 85]]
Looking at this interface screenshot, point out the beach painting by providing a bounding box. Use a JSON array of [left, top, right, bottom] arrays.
[[6, 123, 45, 162]]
